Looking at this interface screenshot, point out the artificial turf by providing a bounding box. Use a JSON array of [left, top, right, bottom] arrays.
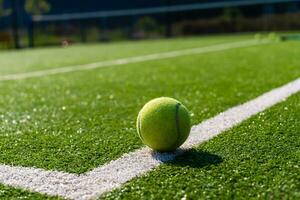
[[0, 34, 249, 75], [0, 184, 61, 199], [103, 91, 300, 200], [0, 38, 299, 175], [0, 34, 300, 199]]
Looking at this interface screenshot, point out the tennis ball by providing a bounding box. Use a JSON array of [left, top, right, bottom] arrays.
[[137, 97, 191, 152]]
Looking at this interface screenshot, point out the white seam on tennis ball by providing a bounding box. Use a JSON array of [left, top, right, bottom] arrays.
[[0, 39, 269, 81], [137, 113, 146, 144], [0, 77, 299, 200]]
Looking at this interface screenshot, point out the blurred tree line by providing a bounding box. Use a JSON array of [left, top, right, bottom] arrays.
[[0, 0, 50, 16], [0, 1, 300, 49], [0, 0, 10, 17], [24, 0, 50, 15], [0, 0, 50, 49]]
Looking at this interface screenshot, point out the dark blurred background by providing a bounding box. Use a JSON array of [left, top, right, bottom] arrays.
[[0, 0, 299, 49]]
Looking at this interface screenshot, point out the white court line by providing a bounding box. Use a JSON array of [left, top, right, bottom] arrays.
[[0, 77, 300, 199], [0, 39, 268, 81]]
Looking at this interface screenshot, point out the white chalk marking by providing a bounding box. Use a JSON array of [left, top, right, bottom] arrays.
[[0, 77, 299, 199], [0, 39, 268, 81]]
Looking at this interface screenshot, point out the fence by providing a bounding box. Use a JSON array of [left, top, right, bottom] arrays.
[[0, 0, 299, 49]]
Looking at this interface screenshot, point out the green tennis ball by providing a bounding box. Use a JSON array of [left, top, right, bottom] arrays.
[[137, 97, 191, 152]]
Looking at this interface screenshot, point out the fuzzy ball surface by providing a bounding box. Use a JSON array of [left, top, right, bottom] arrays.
[[137, 97, 191, 152]]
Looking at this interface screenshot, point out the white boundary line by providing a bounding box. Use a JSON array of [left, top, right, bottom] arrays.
[[0, 39, 268, 81], [0, 77, 299, 199]]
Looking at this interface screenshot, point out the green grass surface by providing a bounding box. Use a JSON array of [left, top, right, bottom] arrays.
[[0, 35, 299, 199], [0, 35, 249, 75], [103, 92, 300, 200], [0, 39, 300, 174], [0, 184, 61, 199]]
